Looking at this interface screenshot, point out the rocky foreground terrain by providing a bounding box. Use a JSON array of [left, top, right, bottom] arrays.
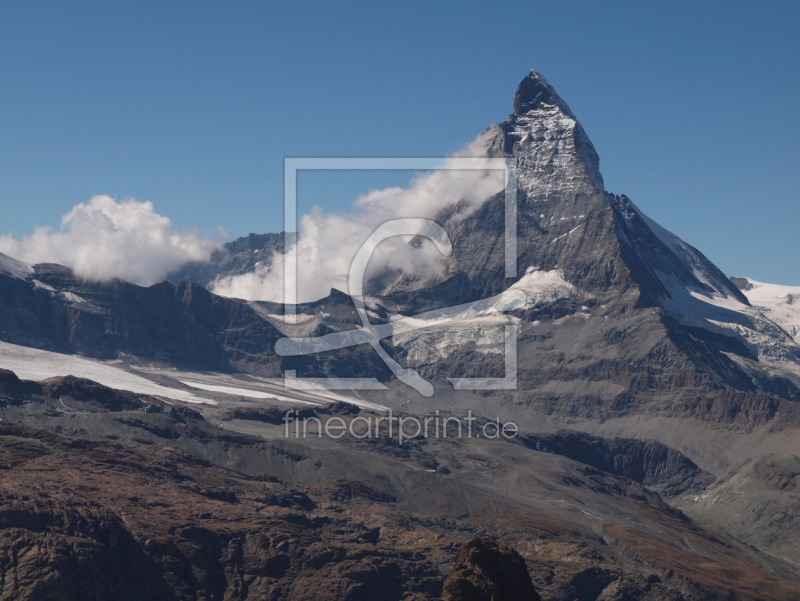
[[1, 371, 800, 600]]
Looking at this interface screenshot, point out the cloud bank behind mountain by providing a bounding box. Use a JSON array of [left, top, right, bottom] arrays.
[[0, 195, 219, 286]]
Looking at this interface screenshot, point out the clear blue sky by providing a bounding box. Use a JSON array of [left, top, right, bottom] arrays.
[[1, 0, 798, 283]]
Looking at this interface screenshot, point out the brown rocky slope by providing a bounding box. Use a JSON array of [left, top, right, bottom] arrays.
[[1, 372, 800, 600]]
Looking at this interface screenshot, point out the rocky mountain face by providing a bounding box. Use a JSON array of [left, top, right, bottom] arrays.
[[0, 255, 402, 380], [377, 71, 800, 408], [0, 259, 287, 374], [167, 232, 285, 291], [1, 71, 800, 600]]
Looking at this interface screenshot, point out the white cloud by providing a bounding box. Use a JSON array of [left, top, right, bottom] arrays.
[[0, 195, 219, 286], [211, 133, 504, 303], [0, 133, 501, 300]]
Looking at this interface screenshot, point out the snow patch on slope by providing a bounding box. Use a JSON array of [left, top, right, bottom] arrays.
[[737, 278, 800, 344], [394, 268, 575, 363], [509, 267, 574, 307], [177, 380, 319, 405], [0, 341, 211, 404]]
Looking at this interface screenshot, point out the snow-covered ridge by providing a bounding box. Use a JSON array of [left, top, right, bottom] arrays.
[[609, 194, 800, 387], [736, 278, 800, 344], [0, 252, 32, 280], [612, 194, 744, 303]]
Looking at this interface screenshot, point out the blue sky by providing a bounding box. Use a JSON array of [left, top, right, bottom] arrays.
[[1, 0, 798, 283]]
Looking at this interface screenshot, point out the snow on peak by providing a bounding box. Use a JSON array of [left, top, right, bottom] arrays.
[[508, 71, 605, 197]]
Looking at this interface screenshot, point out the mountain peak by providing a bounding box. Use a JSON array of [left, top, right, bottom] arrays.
[[513, 70, 574, 117], [500, 69, 603, 195]]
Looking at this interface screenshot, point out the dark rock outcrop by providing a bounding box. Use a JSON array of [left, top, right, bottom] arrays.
[[0, 368, 40, 404], [440, 536, 541, 601]]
